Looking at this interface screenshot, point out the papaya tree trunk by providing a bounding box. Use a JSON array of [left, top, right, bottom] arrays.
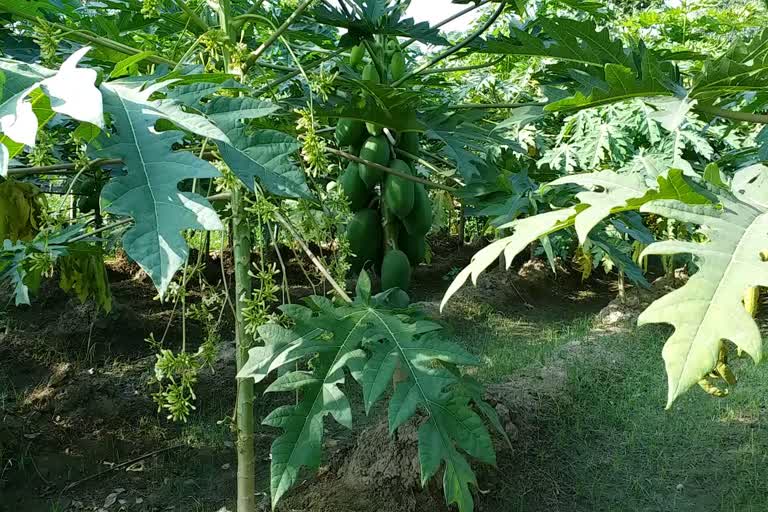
[[745, 287, 760, 317], [232, 187, 256, 512]]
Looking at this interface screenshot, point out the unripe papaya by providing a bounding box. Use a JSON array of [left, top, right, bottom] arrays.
[[398, 131, 420, 160], [381, 249, 411, 291], [362, 63, 380, 83], [361, 63, 382, 135], [335, 118, 365, 147], [347, 209, 383, 272], [403, 184, 432, 236], [398, 230, 426, 265], [350, 44, 365, 67], [383, 159, 415, 218], [358, 135, 390, 187], [390, 52, 406, 81], [339, 162, 370, 211]]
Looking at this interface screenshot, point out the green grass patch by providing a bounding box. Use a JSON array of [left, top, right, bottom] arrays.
[[467, 319, 768, 512]]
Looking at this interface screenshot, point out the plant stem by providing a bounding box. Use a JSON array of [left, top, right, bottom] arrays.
[[327, 148, 457, 193], [253, 50, 342, 96], [68, 218, 132, 243], [5, 159, 123, 176], [694, 104, 768, 124], [402, 0, 491, 49], [273, 211, 352, 303], [171, 0, 209, 32], [231, 188, 256, 512], [245, 0, 315, 68], [393, 1, 507, 87]]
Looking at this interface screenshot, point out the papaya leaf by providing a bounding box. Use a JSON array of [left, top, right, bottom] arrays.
[[441, 169, 709, 310], [362, 310, 493, 512], [691, 28, 768, 102], [94, 81, 223, 296], [239, 292, 495, 512], [196, 95, 310, 198], [638, 188, 768, 407], [480, 18, 636, 69], [312, 2, 448, 46]]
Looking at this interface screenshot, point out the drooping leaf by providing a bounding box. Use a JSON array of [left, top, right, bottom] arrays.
[[94, 81, 223, 296], [638, 188, 768, 407], [441, 169, 709, 310]]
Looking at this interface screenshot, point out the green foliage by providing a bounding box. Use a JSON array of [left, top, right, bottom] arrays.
[[238, 272, 499, 512], [95, 81, 223, 296]]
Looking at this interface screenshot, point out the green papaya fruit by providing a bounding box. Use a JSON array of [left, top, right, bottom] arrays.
[[350, 44, 365, 67], [347, 209, 383, 272], [335, 118, 366, 147], [362, 63, 380, 83], [390, 52, 406, 81], [358, 135, 390, 188], [383, 159, 415, 218], [398, 131, 420, 160], [381, 249, 411, 291], [403, 184, 432, 236], [398, 230, 426, 265], [339, 162, 370, 211]]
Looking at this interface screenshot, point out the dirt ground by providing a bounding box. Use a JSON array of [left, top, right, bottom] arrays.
[[1, 239, 627, 512]]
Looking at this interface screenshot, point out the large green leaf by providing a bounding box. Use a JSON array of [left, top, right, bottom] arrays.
[[481, 18, 636, 69], [239, 284, 498, 512], [362, 310, 492, 512], [690, 29, 768, 102], [189, 94, 310, 198], [95, 82, 222, 296], [312, 2, 448, 46], [638, 189, 768, 407]]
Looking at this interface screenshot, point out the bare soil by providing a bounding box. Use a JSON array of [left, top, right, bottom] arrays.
[[0, 241, 624, 512]]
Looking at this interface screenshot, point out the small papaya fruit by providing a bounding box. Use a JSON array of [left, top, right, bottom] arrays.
[[402, 184, 432, 236], [347, 209, 383, 272], [383, 159, 415, 218], [358, 135, 390, 187], [335, 118, 366, 147], [381, 249, 412, 291], [390, 52, 406, 81], [398, 230, 426, 266], [362, 63, 380, 83], [339, 162, 370, 211], [398, 131, 420, 160], [350, 44, 365, 67]]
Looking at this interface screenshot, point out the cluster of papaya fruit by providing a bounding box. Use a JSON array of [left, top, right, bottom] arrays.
[[336, 39, 432, 292]]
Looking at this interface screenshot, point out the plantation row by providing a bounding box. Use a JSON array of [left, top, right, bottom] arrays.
[[2, 0, 768, 510]]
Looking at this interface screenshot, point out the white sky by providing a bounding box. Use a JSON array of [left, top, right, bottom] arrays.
[[405, 0, 477, 32], [327, 1, 477, 33]]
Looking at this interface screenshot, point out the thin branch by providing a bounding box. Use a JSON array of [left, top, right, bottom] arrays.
[[695, 104, 768, 125], [253, 50, 342, 96], [273, 211, 353, 304], [402, 0, 492, 49], [246, 0, 315, 66], [68, 218, 133, 243], [393, 1, 507, 87], [172, 0, 209, 32], [327, 148, 456, 193]]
